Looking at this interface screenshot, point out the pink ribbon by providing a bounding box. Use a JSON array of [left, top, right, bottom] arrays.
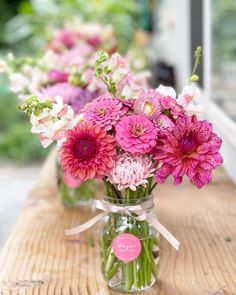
[[65, 198, 180, 250]]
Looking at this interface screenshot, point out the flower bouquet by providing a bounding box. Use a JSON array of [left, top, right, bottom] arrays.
[[18, 47, 223, 292], [0, 22, 148, 207]]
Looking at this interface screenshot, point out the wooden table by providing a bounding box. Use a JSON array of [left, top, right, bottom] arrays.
[[0, 151, 235, 295]]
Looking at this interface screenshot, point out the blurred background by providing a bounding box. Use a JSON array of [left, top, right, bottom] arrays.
[[0, 0, 236, 245]]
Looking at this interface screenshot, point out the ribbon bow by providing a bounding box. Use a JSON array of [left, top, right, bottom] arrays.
[[65, 198, 179, 250]]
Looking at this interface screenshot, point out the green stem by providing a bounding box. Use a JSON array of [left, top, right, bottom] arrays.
[[133, 260, 137, 288], [147, 239, 152, 285], [142, 240, 157, 278], [107, 262, 120, 280], [126, 262, 133, 291], [105, 247, 115, 274]]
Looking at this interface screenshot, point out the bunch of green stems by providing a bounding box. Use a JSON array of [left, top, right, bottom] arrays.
[[101, 178, 159, 291], [57, 165, 96, 206]]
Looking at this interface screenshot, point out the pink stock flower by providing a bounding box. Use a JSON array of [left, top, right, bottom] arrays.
[[58, 43, 93, 69], [81, 67, 107, 93], [48, 70, 68, 83], [48, 29, 77, 52], [134, 89, 162, 120], [59, 121, 116, 181], [58, 30, 76, 48], [108, 153, 155, 191], [83, 95, 128, 131], [116, 115, 157, 154], [154, 115, 223, 188]]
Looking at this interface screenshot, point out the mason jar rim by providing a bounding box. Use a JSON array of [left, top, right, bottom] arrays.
[[102, 194, 153, 206]]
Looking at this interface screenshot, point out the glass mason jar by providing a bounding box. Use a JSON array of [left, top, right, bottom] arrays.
[[101, 195, 160, 292], [57, 161, 96, 207]]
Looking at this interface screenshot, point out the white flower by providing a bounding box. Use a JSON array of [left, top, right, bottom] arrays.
[[184, 102, 202, 116], [39, 50, 58, 69], [0, 59, 9, 73], [28, 68, 48, 94], [156, 85, 176, 98], [9, 73, 29, 93], [30, 97, 75, 148], [177, 84, 200, 106], [71, 113, 84, 127]]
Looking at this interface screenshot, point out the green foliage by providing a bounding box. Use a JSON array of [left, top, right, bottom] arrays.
[[0, 75, 47, 162], [3, 0, 139, 54], [212, 0, 236, 69], [0, 122, 47, 161], [19, 96, 52, 116], [95, 51, 117, 96], [190, 46, 202, 82]]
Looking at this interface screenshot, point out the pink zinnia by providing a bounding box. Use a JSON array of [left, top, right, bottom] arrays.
[[83, 95, 127, 131], [116, 115, 157, 154], [59, 122, 116, 181], [160, 96, 183, 117], [134, 89, 162, 120], [154, 115, 223, 188], [154, 114, 175, 133], [108, 153, 155, 191]]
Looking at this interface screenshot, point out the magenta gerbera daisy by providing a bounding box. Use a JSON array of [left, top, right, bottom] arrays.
[[154, 115, 223, 188], [59, 121, 116, 181], [116, 115, 157, 154], [83, 95, 128, 131], [134, 89, 162, 120]]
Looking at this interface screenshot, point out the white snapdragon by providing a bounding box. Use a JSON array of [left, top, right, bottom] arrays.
[[156, 85, 176, 98], [30, 96, 75, 148], [177, 84, 202, 115], [9, 73, 29, 93]]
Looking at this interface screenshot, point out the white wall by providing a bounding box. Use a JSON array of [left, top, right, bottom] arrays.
[[150, 0, 191, 90]]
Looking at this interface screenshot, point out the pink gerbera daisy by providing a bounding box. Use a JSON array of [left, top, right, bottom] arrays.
[[59, 122, 116, 181], [134, 89, 162, 120], [83, 95, 128, 131], [108, 153, 155, 191], [116, 115, 157, 154], [154, 115, 223, 188]]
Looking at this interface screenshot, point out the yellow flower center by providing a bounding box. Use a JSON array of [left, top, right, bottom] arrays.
[[144, 101, 155, 116]]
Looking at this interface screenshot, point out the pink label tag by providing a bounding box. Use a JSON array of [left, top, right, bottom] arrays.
[[112, 233, 141, 262]]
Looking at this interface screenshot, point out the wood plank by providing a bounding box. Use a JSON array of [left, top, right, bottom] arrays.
[[0, 152, 235, 294]]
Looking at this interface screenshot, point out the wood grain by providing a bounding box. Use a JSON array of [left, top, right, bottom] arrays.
[[0, 152, 235, 295]]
